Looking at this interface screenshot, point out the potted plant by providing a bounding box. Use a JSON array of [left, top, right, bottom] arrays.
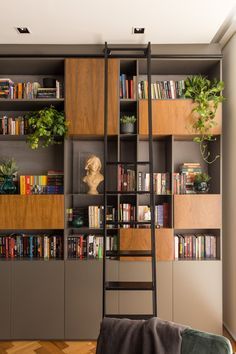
[[184, 75, 224, 164], [194, 173, 211, 194], [0, 158, 18, 194], [26, 106, 68, 149], [120, 115, 136, 134]]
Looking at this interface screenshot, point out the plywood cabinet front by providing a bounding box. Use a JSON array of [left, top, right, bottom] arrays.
[[65, 59, 119, 135], [139, 100, 222, 136]]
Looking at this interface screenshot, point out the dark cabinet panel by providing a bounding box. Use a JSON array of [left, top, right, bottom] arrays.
[[0, 262, 11, 339], [12, 261, 64, 339]]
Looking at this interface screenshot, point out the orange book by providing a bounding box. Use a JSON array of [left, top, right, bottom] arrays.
[[17, 83, 23, 99]]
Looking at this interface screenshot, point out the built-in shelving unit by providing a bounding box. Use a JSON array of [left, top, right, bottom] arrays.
[[0, 49, 223, 340]]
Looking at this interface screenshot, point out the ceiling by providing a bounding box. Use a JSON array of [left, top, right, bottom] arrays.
[[0, 0, 235, 45]]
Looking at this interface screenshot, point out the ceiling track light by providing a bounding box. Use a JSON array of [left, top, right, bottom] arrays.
[[16, 27, 30, 34], [133, 27, 145, 34]]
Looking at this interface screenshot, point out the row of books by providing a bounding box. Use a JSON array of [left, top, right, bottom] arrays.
[[118, 166, 135, 191], [138, 172, 171, 195], [0, 234, 63, 259], [138, 80, 186, 99], [68, 235, 118, 259], [120, 74, 137, 99], [0, 78, 62, 99], [173, 163, 202, 194], [0, 115, 29, 135], [88, 205, 115, 228], [20, 171, 64, 195], [174, 234, 217, 260], [138, 204, 169, 228]]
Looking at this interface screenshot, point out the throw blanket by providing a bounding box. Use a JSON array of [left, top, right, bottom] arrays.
[[96, 317, 187, 354]]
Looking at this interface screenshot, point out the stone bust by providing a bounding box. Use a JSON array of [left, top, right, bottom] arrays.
[[83, 155, 104, 195]]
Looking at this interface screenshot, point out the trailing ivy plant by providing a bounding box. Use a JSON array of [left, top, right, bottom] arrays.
[[26, 106, 68, 149], [184, 75, 224, 164]]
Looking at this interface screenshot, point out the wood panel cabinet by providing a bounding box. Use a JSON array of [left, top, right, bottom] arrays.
[[120, 228, 174, 261], [173, 261, 222, 334], [65, 59, 119, 135], [0, 262, 11, 339], [174, 194, 222, 229], [12, 261, 64, 339], [0, 195, 64, 229], [139, 100, 222, 136]]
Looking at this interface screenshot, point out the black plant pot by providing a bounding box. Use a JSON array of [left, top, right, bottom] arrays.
[[120, 123, 135, 134], [194, 181, 210, 194]]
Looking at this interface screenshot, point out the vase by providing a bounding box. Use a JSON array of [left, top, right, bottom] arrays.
[[194, 181, 210, 194], [120, 123, 135, 134], [72, 216, 84, 228], [0, 176, 17, 194]]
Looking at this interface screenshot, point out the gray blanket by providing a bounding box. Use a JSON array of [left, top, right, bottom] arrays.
[[96, 317, 187, 354]]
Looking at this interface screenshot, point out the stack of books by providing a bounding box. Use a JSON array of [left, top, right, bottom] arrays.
[[138, 79, 185, 99], [0, 78, 13, 98], [47, 170, 64, 194], [120, 74, 137, 99], [138, 204, 169, 228], [119, 203, 136, 228], [138, 172, 171, 194], [0, 234, 63, 259], [173, 163, 202, 194], [174, 233, 217, 260], [118, 165, 135, 191], [0, 115, 28, 135]]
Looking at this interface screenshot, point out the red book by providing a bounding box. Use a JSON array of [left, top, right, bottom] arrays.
[[129, 80, 133, 99], [25, 175, 31, 195], [163, 203, 169, 227], [10, 237, 15, 258]]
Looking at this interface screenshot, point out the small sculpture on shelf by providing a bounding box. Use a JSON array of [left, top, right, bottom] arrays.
[[0, 158, 18, 194], [83, 155, 104, 195]]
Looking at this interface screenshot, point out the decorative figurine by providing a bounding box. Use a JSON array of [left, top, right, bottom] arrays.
[[83, 155, 104, 195]]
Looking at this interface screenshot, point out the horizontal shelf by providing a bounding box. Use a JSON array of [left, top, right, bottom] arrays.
[[0, 135, 27, 141], [105, 281, 154, 291], [0, 98, 64, 110], [120, 98, 137, 102], [105, 314, 154, 320], [106, 250, 152, 257], [0, 258, 64, 262], [106, 161, 150, 165]]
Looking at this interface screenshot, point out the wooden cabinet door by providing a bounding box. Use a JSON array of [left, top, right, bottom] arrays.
[[65, 59, 119, 135], [12, 261, 64, 339], [0, 262, 11, 339]]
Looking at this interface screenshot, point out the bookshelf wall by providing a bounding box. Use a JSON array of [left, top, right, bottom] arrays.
[[0, 51, 223, 339]]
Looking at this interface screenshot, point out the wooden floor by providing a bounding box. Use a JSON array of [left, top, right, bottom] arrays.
[[0, 341, 96, 354], [0, 329, 235, 354]]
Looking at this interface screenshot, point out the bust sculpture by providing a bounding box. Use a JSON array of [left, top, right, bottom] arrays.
[[83, 155, 104, 195]]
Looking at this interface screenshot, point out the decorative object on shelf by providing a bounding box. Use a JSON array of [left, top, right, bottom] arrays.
[[26, 106, 67, 149], [120, 115, 136, 134], [83, 155, 104, 195], [193, 173, 211, 194], [184, 75, 224, 164], [0, 158, 18, 194], [72, 216, 84, 228]]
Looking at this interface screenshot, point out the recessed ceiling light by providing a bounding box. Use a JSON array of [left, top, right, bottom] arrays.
[[16, 27, 30, 34], [133, 27, 145, 34]]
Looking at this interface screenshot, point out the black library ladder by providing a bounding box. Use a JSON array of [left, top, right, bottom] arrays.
[[103, 42, 157, 319]]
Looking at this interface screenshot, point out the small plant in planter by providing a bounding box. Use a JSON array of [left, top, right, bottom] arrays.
[[26, 106, 68, 149], [194, 173, 211, 194], [0, 158, 18, 194], [120, 115, 136, 134], [184, 75, 224, 164]]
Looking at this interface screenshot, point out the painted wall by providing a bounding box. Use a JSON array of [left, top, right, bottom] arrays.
[[223, 32, 236, 339]]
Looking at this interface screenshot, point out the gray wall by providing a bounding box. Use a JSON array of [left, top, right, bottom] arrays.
[[222, 32, 236, 339]]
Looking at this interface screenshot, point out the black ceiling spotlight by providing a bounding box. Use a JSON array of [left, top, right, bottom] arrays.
[[16, 27, 30, 34], [133, 27, 145, 34]]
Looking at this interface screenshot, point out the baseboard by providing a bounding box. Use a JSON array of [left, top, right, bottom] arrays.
[[224, 322, 236, 341]]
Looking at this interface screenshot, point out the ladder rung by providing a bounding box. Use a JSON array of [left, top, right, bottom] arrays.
[[105, 281, 154, 291], [106, 250, 152, 257], [105, 314, 154, 320], [106, 47, 147, 52], [106, 221, 152, 225], [106, 191, 151, 195]]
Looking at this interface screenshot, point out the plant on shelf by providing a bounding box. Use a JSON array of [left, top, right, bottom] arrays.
[[194, 173, 211, 194], [0, 158, 18, 194], [120, 115, 136, 134], [184, 75, 224, 164], [26, 106, 68, 149]]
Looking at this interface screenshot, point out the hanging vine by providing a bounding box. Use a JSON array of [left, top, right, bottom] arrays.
[[184, 75, 224, 164]]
